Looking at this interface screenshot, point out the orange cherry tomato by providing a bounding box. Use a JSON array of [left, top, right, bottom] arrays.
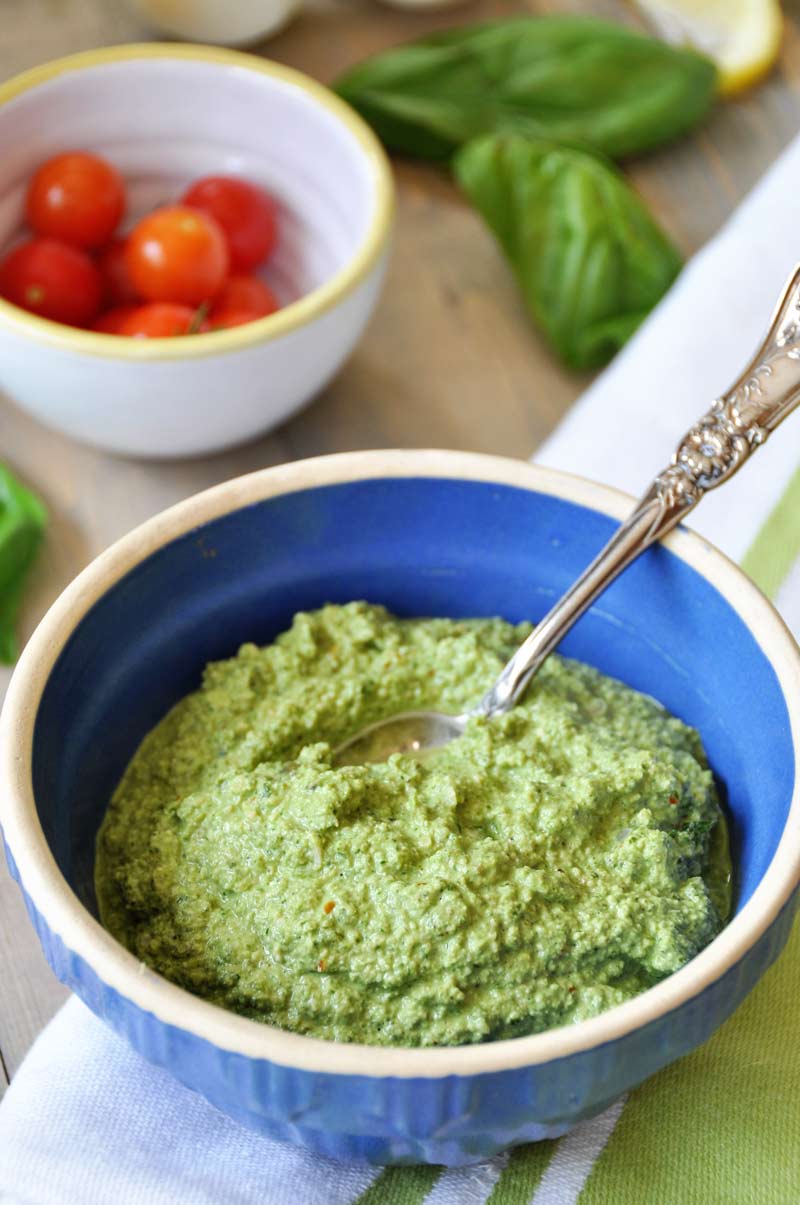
[[210, 274, 279, 320], [0, 237, 102, 325], [26, 152, 125, 249], [182, 177, 277, 271], [117, 302, 210, 338], [98, 238, 139, 306], [92, 305, 139, 334], [125, 206, 228, 306]]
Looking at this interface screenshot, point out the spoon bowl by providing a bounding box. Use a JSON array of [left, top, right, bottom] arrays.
[[334, 709, 469, 765]]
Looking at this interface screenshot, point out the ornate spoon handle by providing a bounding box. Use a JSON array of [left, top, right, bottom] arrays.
[[478, 264, 800, 719]]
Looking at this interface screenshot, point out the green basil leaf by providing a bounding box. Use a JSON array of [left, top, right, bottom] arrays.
[[0, 464, 47, 664], [336, 16, 716, 161], [454, 134, 682, 370]]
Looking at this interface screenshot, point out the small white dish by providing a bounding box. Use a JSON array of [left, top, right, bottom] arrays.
[[127, 0, 302, 45], [0, 45, 393, 459]]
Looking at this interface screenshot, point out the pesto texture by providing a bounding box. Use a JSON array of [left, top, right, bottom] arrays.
[[96, 602, 729, 1047]]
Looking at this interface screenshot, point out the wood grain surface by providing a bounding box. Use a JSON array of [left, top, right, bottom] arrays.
[[2, 0, 800, 1094]]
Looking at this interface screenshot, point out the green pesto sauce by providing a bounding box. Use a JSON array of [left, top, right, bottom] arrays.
[[95, 602, 731, 1047]]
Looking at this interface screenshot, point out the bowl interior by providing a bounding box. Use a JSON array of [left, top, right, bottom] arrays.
[[0, 55, 378, 310], [33, 477, 794, 920]]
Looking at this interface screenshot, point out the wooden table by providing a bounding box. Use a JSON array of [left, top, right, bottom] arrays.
[[2, 0, 800, 1096]]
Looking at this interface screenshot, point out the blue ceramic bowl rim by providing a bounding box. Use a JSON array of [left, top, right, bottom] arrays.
[[2, 449, 800, 1079]]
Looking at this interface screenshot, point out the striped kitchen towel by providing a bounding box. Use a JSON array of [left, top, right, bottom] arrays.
[[3, 133, 800, 1205]]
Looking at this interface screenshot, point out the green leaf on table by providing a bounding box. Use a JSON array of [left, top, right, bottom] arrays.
[[0, 464, 47, 664], [454, 134, 683, 370], [335, 16, 717, 161]]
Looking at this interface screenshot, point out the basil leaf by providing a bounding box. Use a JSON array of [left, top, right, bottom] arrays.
[[454, 134, 682, 370], [336, 17, 716, 161], [0, 464, 47, 664]]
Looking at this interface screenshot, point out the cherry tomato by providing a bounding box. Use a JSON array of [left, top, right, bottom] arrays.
[[0, 238, 102, 325], [98, 238, 139, 306], [182, 177, 277, 271], [209, 307, 266, 331], [125, 206, 228, 306], [92, 305, 138, 334], [210, 274, 279, 320], [25, 152, 125, 249], [117, 302, 210, 338]]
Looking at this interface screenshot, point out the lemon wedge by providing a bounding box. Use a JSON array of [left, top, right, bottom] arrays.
[[634, 0, 783, 96]]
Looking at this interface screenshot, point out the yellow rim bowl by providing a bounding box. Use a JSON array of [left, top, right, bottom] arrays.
[[0, 44, 394, 361]]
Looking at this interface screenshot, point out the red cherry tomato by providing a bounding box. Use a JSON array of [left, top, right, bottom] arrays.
[[25, 152, 125, 249], [182, 177, 277, 272], [210, 274, 279, 320], [117, 302, 210, 338], [92, 305, 139, 334], [0, 237, 101, 325], [125, 206, 228, 306], [98, 238, 139, 306], [209, 307, 266, 330]]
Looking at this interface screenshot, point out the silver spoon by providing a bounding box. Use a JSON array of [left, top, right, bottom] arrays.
[[335, 265, 800, 767]]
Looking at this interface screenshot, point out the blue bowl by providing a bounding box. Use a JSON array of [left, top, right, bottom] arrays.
[[2, 451, 800, 1166]]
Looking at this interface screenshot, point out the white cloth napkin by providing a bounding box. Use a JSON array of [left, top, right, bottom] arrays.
[[4, 130, 800, 1205]]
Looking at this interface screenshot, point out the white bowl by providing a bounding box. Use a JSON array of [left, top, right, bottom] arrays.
[[0, 45, 393, 458]]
